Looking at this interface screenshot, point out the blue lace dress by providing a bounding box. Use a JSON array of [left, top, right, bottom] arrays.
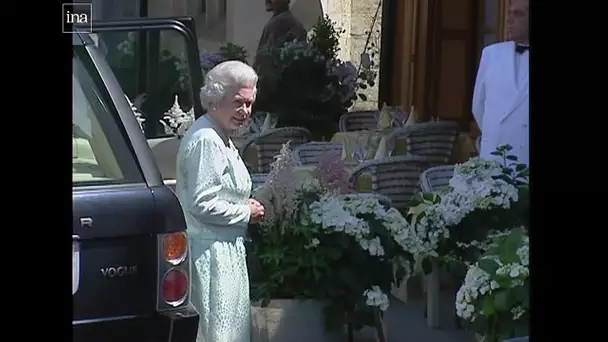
[[175, 115, 252, 342]]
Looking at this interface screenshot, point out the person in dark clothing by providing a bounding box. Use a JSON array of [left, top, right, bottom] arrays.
[[253, 0, 307, 113]]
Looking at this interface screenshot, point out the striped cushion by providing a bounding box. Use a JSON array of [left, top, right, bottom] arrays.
[[255, 134, 310, 173], [371, 163, 427, 210], [403, 122, 459, 165], [350, 155, 432, 212], [339, 110, 379, 132], [250, 173, 268, 191], [420, 165, 455, 192], [294, 142, 343, 166]]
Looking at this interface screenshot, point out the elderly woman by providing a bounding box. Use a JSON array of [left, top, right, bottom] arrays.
[[175, 60, 265, 342]]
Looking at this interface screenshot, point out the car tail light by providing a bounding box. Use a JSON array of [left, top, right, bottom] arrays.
[[157, 231, 190, 311], [162, 267, 188, 306], [162, 232, 188, 265]]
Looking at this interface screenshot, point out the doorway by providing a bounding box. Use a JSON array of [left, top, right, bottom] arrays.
[[387, 0, 509, 131]]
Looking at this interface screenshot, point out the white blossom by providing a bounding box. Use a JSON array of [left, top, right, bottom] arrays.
[[455, 233, 529, 323], [411, 157, 522, 261], [359, 236, 385, 257], [363, 286, 389, 311], [304, 238, 320, 249]]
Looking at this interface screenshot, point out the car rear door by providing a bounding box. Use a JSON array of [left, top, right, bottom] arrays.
[[72, 17, 203, 322]]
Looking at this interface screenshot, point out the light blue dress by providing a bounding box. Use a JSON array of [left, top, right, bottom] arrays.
[[175, 115, 252, 342]]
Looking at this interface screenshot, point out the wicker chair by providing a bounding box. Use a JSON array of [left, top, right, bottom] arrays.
[[293, 141, 343, 166], [250, 173, 268, 191], [338, 110, 379, 132], [349, 155, 434, 212], [419, 165, 455, 193], [389, 121, 460, 166], [240, 127, 311, 173]]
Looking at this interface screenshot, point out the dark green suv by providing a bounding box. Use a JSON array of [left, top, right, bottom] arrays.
[[72, 18, 203, 342]]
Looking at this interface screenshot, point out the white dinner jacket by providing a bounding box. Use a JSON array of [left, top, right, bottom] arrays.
[[472, 41, 529, 167]]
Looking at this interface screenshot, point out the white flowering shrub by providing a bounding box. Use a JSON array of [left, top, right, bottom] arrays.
[[455, 227, 529, 341], [248, 143, 421, 335], [406, 145, 529, 272]]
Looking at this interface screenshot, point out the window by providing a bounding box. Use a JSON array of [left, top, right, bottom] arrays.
[[72, 48, 144, 187], [94, 29, 195, 139]]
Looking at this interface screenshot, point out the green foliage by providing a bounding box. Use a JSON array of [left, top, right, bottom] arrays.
[[308, 15, 342, 61], [218, 42, 249, 63], [490, 144, 529, 187], [465, 228, 529, 342]]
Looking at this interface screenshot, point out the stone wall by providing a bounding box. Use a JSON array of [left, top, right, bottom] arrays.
[[144, 0, 383, 110], [348, 0, 382, 110]]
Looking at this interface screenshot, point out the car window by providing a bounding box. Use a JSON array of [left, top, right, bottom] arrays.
[[95, 29, 196, 139], [73, 48, 144, 187]]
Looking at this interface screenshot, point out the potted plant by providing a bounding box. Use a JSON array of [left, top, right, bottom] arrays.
[[405, 145, 529, 327], [248, 145, 421, 342], [199, 42, 250, 77], [407, 145, 529, 269], [254, 16, 377, 140], [455, 227, 529, 342]]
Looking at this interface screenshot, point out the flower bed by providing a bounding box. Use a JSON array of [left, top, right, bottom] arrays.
[[404, 145, 529, 339], [248, 144, 421, 340], [407, 145, 529, 271]]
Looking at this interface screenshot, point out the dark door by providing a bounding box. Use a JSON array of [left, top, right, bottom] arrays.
[[72, 18, 202, 322], [413, 0, 479, 126]]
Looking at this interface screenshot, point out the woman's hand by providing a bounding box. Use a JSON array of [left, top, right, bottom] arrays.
[[249, 199, 265, 224]]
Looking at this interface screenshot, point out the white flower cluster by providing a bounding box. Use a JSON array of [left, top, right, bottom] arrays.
[[307, 194, 420, 260], [455, 264, 498, 321], [297, 177, 324, 194], [413, 157, 520, 259], [309, 194, 371, 239], [455, 233, 529, 322], [304, 238, 320, 249], [160, 95, 195, 138], [363, 286, 389, 311], [516, 236, 529, 267], [455, 230, 512, 261]]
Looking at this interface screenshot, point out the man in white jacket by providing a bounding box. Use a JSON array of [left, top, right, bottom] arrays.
[[472, 0, 529, 166]]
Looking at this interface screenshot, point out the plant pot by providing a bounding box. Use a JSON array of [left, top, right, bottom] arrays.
[[251, 299, 342, 342]]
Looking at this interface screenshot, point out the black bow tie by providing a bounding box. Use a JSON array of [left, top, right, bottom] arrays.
[[515, 44, 529, 54]]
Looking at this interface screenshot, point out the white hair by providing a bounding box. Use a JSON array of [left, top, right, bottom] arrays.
[[199, 60, 258, 110]]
